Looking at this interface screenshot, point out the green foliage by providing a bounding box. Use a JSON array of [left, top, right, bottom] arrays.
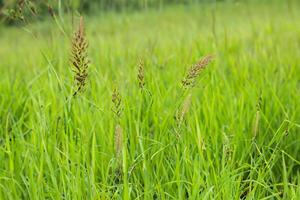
[[0, 1, 299, 199]]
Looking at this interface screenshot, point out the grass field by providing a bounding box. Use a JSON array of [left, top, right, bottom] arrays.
[[0, 1, 300, 199]]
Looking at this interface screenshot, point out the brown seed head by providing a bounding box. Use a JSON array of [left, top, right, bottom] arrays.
[[70, 17, 89, 97], [182, 55, 214, 89]]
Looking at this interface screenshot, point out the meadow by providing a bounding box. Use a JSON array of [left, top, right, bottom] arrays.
[[0, 1, 300, 199]]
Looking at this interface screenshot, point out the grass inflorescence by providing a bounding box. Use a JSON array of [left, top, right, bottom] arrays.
[[182, 55, 214, 89], [70, 17, 89, 97]]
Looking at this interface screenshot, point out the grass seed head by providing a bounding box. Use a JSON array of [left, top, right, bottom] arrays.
[[112, 87, 122, 118], [137, 58, 145, 89], [7, 0, 25, 21], [176, 93, 192, 126], [114, 124, 123, 158], [253, 94, 262, 138], [70, 16, 89, 97], [182, 55, 214, 89]]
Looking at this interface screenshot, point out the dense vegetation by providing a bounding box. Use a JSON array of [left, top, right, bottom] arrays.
[[0, 0, 299, 199]]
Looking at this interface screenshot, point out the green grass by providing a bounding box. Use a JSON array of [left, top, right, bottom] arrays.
[[0, 1, 300, 199]]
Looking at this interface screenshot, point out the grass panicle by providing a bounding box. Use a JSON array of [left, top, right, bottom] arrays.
[[176, 93, 192, 128], [7, 0, 26, 21], [112, 87, 124, 182], [111, 86, 123, 158], [253, 94, 262, 138], [182, 55, 214, 89], [5, 0, 37, 21], [137, 58, 145, 89], [70, 16, 90, 97], [114, 124, 123, 158], [112, 87, 122, 119]]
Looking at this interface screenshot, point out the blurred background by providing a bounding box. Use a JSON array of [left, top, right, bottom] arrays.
[[0, 0, 276, 25]]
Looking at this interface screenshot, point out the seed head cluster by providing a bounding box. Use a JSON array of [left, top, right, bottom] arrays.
[[70, 17, 90, 97], [182, 55, 214, 88]]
